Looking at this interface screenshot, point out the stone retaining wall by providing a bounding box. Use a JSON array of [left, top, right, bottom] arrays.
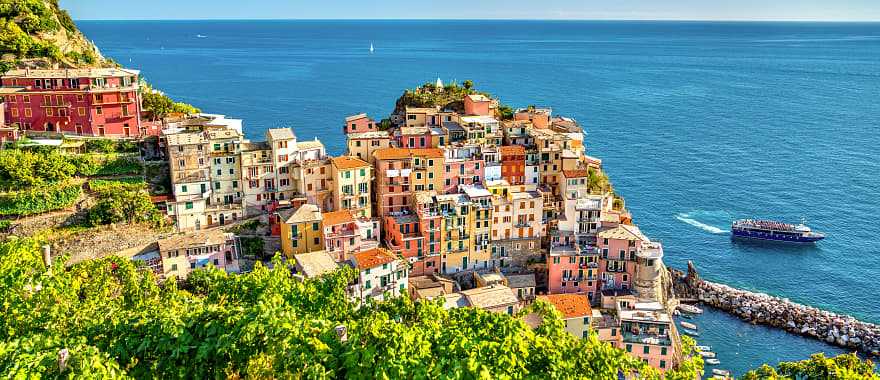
[[674, 262, 880, 356]]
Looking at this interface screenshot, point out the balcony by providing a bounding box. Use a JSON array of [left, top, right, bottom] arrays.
[[622, 331, 672, 346]]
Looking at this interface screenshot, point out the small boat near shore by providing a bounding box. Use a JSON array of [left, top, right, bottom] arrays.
[[695, 345, 712, 352], [699, 351, 716, 358], [682, 328, 700, 337], [712, 369, 731, 377], [705, 358, 721, 365], [680, 321, 698, 330], [678, 304, 703, 314]]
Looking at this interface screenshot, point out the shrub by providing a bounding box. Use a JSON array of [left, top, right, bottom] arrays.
[[0, 149, 75, 189], [87, 187, 163, 227], [0, 183, 81, 216], [87, 177, 145, 193]]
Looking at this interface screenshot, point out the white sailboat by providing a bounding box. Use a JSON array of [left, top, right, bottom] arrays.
[[370, 43, 374, 53]]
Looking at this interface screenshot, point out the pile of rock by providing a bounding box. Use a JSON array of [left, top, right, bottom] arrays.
[[695, 280, 880, 356]]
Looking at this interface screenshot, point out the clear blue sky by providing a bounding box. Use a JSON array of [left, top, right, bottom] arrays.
[[62, 0, 880, 21]]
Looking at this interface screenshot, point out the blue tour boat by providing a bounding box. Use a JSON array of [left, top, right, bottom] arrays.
[[731, 219, 825, 243]]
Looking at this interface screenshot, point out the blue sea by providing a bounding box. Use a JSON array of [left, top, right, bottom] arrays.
[[78, 20, 880, 376]]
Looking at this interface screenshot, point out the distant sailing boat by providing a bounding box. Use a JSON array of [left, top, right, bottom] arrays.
[[369, 43, 374, 53]]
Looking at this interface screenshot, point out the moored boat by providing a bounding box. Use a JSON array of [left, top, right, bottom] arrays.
[[713, 369, 731, 377], [682, 328, 700, 337], [680, 321, 698, 330], [695, 345, 712, 352], [731, 219, 825, 243], [705, 358, 721, 365], [699, 351, 716, 358], [678, 304, 703, 314]]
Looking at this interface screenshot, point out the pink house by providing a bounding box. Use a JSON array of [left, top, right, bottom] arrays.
[[464, 94, 492, 116], [547, 233, 601, 301], [597, 224, 647, 291], [344, 113, 376, 134], [396, 126, 432, 148], [443, 157, 485, 194], [322, 210, 363, 262]]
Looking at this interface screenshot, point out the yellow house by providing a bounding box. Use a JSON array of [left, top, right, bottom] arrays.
[[281, 204, 324, 256], [537, 294, 595, 339], [330, 155, 372, 218]]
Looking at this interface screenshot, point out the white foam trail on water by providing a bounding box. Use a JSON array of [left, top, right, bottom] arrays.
[[675, 213, 728, 234]]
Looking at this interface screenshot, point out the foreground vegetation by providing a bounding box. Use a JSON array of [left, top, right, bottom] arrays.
[[0, 238, 701, 379], [0, 238, 874, 378]]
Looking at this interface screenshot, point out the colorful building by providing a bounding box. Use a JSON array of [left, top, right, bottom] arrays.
[[343, 113, 376, 134], [321, 210, 362, 262], [346, 130, 391, 164], [500, 145, 526, 185], [153, 230, 240, 280], [331, 155, 372, 218], [350, 248, 408, 303], [536, 293, 596, 339], [1, 68, 141, 137], [280, 204, 324, 256], [598, 224, 647, 291], [372, 148, 444, 218], [463, 94, 492, 116]]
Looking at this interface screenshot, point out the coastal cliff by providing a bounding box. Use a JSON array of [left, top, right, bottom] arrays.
[[673, 262, 880, 356], [0, 0, 110, 68]]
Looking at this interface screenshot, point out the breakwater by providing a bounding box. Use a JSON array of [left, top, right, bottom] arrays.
[[673, 262, 880, 356]]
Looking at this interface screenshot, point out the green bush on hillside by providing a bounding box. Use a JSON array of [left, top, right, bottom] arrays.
[[86, 186, 162, 227], [0, 149, 75, 189], [0, 182, 80, 216]]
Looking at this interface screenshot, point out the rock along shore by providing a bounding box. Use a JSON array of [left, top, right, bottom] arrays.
[[673, 262, 880, 356]]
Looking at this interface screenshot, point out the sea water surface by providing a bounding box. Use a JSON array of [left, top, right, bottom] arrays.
[[78, 20, 879, 376]]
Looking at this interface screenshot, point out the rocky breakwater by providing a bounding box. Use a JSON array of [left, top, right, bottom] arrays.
[[672, 261, 880, 356]]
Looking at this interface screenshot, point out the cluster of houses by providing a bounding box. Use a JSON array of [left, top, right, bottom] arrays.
[[0, 70, 683, 372]]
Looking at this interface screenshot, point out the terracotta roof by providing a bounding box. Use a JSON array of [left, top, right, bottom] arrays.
[[539, 294, 592, 319], [4, 67, 140, 79], [322, 210, 355, 227], [598, 224, 648, 242], [563, 169, 590, 178], [352, 248, 397, 270], [499, 145, 526, 155], [373, 147, 443, 160], [331, 156, 370, 170]]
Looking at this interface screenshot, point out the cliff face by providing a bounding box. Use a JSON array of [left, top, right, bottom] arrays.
[[0, 0, 109, 68]]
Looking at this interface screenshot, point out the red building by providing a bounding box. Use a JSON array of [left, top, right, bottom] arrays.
[[500, 145, 526, 185], [0, 68, 142, 137]]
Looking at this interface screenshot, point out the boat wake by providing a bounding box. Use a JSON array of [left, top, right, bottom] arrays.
[[676, 213, 728, 234]]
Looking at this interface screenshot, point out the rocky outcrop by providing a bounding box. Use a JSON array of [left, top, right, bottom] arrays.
[[672, 262, 880, 356]]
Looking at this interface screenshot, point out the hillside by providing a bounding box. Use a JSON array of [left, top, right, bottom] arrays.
[[393, 80, 515, 120], [0, 0, 111, 69]]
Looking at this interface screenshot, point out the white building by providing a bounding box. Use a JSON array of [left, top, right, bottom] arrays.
[[350, 248, 408, 303]]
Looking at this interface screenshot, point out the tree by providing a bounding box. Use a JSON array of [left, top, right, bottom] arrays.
[[741, 353, 878, 380], [463, 79, 474, 90]]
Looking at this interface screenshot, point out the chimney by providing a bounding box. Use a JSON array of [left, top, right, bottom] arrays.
[[42, 245, 52, 267]]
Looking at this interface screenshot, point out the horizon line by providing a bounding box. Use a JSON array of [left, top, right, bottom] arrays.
[[72, 17, 880, 23]]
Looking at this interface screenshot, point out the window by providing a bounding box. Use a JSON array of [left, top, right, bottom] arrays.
[[643, 346, 650, 354], [96, 106, 102, 115], [661, 347, 668, 356], [611, 328, 617, 337], [171, 264, 178, 271], [365, 280, 371, 289], [625, 344, 632, 352], [313, 237, 320, 245], [185, 202, 193, 210], [659, 360, 666, 369]]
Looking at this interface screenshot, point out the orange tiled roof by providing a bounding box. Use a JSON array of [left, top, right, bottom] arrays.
[[373, 148, 443, 160], [332, 155, 370, 170], [499, 145, 526, 155], [352, 248, 397, 270], [322, 210, 355, 227], [562, 169, 590, 178], [539, 294, 592, 318]]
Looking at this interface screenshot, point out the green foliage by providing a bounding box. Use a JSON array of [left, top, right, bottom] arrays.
[[497, 103, 514, 120], [87, 185, 162, 227], [87, 177, 145, 192], [741, 353, 878, 380], [92, 155, 142, 176], [0, 219, 10, 230], [239, 236, 265, 259], [0, 148, 75, 188], [588, 167, 611, 194], [0, 182, 80, 215], [395, 81, 490, 115], [0, 239, 869, 378], [141, 84, 201, 120]]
